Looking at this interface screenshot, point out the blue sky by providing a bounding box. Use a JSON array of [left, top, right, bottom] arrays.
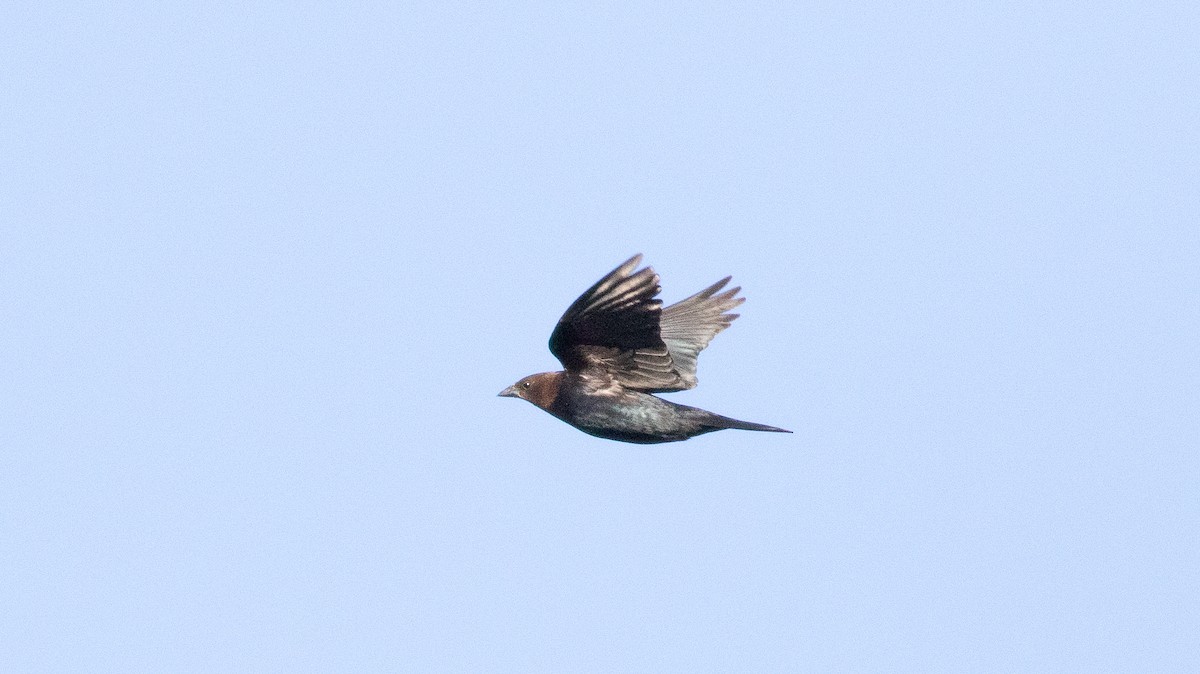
[[3, 2, 1197, 671]]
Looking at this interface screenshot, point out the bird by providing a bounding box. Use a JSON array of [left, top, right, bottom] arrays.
[[499, 254, 791, 444]]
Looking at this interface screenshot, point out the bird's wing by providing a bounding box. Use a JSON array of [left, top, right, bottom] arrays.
[[658, 277, 744, 390], [548, 255, 686, 392]]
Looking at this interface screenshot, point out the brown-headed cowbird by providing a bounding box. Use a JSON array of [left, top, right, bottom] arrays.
[[499, 254, 791, 444]]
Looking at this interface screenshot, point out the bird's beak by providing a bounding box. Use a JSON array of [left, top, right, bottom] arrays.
[[498, 385, 519, 398]]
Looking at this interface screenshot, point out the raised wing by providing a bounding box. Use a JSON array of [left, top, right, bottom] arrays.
[[659, 277, 744, 390], [549, 255, 743, 393], [548, 255, 681, 391]]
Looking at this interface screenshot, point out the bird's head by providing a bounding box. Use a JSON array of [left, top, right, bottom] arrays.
[[498, 371, 564, 410]]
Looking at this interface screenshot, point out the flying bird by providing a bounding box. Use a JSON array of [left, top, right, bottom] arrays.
[[499, 254, 790, 444]]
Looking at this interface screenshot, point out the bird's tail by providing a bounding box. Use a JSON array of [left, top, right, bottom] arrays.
[[712, 415, 792, 434]]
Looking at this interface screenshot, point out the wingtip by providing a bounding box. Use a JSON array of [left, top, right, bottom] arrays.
[[722, 287, 745, 305], [702, 276, 732, 296], [605, 253, 646, 282]]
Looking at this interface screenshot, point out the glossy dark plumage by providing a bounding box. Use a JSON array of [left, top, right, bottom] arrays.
[[499, 255, 791, 444]]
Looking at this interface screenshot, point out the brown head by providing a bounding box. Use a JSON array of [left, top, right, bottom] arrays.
[[498, 371, 564, 411]]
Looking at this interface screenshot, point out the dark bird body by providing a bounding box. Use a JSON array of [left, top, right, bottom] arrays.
[[499, 255, 790, 444]]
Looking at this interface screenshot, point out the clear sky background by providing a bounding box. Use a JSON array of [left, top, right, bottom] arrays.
[[3, 2, 1198, 671]]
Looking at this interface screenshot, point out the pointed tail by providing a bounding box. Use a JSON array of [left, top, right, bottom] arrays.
[[715, 415, 792, 434]]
